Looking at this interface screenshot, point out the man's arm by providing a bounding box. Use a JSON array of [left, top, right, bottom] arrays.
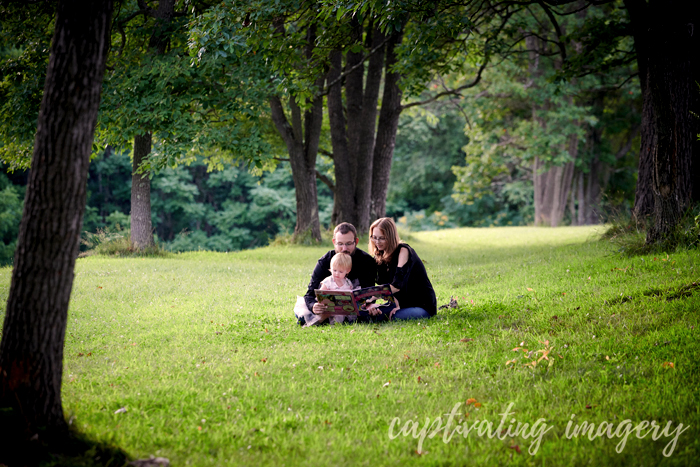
[[304, 252, 332, 311]]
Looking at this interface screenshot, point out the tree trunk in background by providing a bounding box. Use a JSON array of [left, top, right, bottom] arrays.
[[534, 135, 577, 227], [131, 133, 154, 248], [130, 0, 175, 250], [327, 50, 357, 227], [269, 93, 323, 241], [0, 0, 112, 447], [370, 31, 403, 224], [354, 26, 385, 232], [328, 25, 402, 233]]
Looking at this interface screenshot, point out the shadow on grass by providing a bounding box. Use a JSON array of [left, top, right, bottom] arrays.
[[0, 410, 129, 467]]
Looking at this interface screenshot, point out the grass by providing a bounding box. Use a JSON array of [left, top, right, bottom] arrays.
[[1, 225, 698, 466]]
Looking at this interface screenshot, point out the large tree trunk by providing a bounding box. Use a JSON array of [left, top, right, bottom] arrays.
[[327, 24, 403, 232], [354, 26, 385, 232], [370, 31, 403, 223], [131, 133, 154, 248], [0, 0, 112, 445], [327, 50, 356, 226], [626, 0, 698, 238]]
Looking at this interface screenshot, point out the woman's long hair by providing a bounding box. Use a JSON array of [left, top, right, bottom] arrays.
[[368, 217, 401, 264]]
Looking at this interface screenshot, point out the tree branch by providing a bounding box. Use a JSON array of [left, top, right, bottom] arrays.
[[537, 0, 566, 61], [315, 170, 335, 191]]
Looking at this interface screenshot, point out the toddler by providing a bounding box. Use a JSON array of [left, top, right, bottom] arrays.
[[313, 253, 355, 325]]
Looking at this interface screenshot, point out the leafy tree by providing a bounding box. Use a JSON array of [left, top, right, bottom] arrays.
[[97, 0, 271, 250], [0, 0, 112, 449]]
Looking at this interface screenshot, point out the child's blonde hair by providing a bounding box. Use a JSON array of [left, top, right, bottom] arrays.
[[330, 252, 352, 271]]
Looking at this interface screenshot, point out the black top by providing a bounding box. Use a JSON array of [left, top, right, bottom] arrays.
[[376, 243, 437, 316], [304, 248, 377, 311]]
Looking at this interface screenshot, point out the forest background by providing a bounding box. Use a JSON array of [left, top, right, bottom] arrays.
[[0, 0, 652, 263]]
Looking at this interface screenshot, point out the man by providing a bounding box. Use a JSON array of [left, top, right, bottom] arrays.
[[302, 222, 376, 322]]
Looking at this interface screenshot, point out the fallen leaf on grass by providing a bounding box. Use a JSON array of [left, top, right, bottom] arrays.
[[261, 358, 267, 363], [434, 362, 440, 367], [460, 338, 474, 343], [505, 359, 517, 366], [509, 445, 522, 454], [474, 402, 482, 408], [585, 405, 592, 409], [526, 288, 533, 291], [417, 376, 422, 382], [383, 381, 391, 387], [77, 353, 84, 357], [466, 398, 477, 405], [114, 407, 127, 414], [662, 362, 675, 368]]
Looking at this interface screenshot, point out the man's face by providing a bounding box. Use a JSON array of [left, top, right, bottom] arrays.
[[333, 231, 357, 255]]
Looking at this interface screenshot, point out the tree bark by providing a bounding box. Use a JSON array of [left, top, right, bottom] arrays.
[[131, 133, 154, 248], [269, 95, 322, 240], [369, 31, 403, 223], [327, 49, 356, 226], [626, 0, 698, 238], [354, 26, 385, 232], [0, 0, 112, 443]]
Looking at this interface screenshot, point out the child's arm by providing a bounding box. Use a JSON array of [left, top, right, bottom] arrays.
[[319, 282, 328, 290]]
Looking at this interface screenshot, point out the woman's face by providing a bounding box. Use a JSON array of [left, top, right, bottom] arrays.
[[371, 228, 388, 250]]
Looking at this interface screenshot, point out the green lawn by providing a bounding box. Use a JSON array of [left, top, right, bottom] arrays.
[[1, 226, 698, 466]]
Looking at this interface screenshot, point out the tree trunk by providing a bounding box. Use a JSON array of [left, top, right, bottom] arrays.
[[0, 0, 112, 444], [626, 0, 698, 235], [642, 1, 696, 243], [354, 26, 385, 232], [327, 49, 356, 226], [369, 31, 403, 223], [269, 95, 322, 241], [131, 133, 154, 248], [129, 0, 175, 250]]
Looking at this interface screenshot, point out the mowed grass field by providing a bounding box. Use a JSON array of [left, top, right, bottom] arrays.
[[1, 226, 698, 466]]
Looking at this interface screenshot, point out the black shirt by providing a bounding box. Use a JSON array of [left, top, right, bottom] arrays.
[[376, 243, 437, 316], [304, 248, 377, 311]]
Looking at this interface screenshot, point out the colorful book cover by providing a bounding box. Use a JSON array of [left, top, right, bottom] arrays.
[[313, 284, 395, 315]]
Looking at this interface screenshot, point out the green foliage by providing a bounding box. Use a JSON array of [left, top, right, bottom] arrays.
[[0, 2, 54, 170], [81, 149, 332, 253], [3, 227, 698, 465], [0, 172, 23, 265]]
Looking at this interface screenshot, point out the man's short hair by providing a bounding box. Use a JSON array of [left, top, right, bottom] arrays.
[[334, 222, 357, 240], [330, 252, 352, 271]]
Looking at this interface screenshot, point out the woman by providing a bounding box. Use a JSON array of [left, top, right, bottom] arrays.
[[366, 217, 436, 320]]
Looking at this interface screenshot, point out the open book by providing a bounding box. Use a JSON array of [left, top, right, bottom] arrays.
[[314, 284, 395, 315]]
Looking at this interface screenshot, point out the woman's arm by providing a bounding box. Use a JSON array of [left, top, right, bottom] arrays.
[[389, 247, 409, 294]]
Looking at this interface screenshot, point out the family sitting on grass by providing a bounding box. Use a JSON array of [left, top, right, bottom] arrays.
[[295, 218, 437, 326]]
